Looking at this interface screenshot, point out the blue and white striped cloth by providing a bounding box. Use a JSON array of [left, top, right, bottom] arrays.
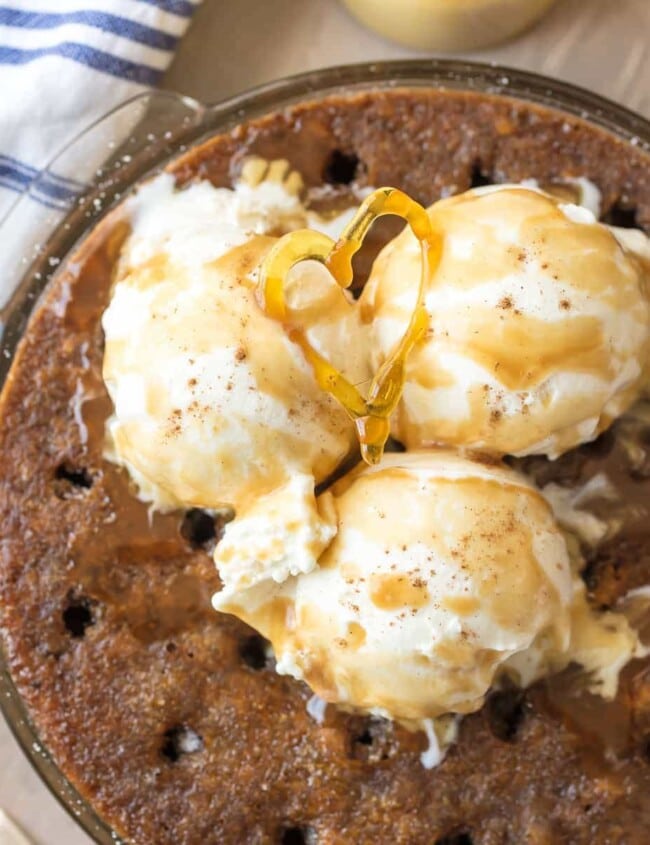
[[0, 0, 201, 302]]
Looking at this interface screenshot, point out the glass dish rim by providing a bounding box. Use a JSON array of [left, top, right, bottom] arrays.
[[0, 58, 649, 845]]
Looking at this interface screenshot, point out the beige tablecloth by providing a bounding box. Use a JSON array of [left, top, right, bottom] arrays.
[[165, 0, 650, 116], [2, 1, 648, 843]]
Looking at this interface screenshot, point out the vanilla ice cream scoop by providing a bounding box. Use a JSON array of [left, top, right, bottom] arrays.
[[214, 451, 575, 722], [361, 186, 650, 458], [102, 172, 370, 513]]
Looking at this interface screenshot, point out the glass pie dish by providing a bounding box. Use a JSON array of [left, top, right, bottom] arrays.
[[0, 60, 649, 845]]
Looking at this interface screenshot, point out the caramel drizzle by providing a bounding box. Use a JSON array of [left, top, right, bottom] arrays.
[[259, 187, 440, 464]]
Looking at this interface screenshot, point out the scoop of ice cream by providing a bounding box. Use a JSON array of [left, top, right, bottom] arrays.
[[214, 451, 574, 722], [360, 186, 650, 458], [102, 172, 370, 512]]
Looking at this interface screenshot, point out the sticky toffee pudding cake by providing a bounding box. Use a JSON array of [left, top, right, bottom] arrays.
[[1, 86, 650, 845]]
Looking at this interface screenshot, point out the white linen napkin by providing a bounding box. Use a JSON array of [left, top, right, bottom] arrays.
[[0, 0, 202, 305]]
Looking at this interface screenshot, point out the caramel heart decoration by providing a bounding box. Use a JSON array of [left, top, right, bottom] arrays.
[[258, 187, 441, 465]]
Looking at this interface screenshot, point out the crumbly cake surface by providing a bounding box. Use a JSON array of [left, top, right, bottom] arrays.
[[1, 89, 649, 845]]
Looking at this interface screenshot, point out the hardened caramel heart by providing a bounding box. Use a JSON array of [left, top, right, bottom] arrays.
[[258, 187, 441, 465]]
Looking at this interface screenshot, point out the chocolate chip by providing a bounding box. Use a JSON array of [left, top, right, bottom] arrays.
[[239, 634, 270, 670], [280, 827, 316, 845], [354, 728, 373, 746], [486, 688, 526, 742], [350, 717, 393, 761], [469, 163, 492, 189], [602, 202, 638, 229], [323, 149, 360, 185], [435, 833, 473, 845], [180, 508, 222, 551], [583, 427, 616, 459], [62, 594, 96, 638], [161, 725, 204, 762], [384, 436, 406, 453], [54, 463, 93, 497]]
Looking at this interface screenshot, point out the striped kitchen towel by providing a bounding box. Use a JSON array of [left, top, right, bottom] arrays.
[[0, 0, 202, 304]]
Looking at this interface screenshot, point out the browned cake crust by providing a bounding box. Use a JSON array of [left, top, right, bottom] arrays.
[[1, 89, 650, 845]]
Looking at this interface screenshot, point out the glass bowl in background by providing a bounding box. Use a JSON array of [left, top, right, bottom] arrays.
[[0, 60, 649, 845], [340, 0, 560, 52]]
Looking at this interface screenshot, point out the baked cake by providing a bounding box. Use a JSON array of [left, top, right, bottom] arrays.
[[1, 87, 650, 845]]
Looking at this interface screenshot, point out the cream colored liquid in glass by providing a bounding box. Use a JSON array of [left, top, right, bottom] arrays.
[[341, 0, 559, 51]]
